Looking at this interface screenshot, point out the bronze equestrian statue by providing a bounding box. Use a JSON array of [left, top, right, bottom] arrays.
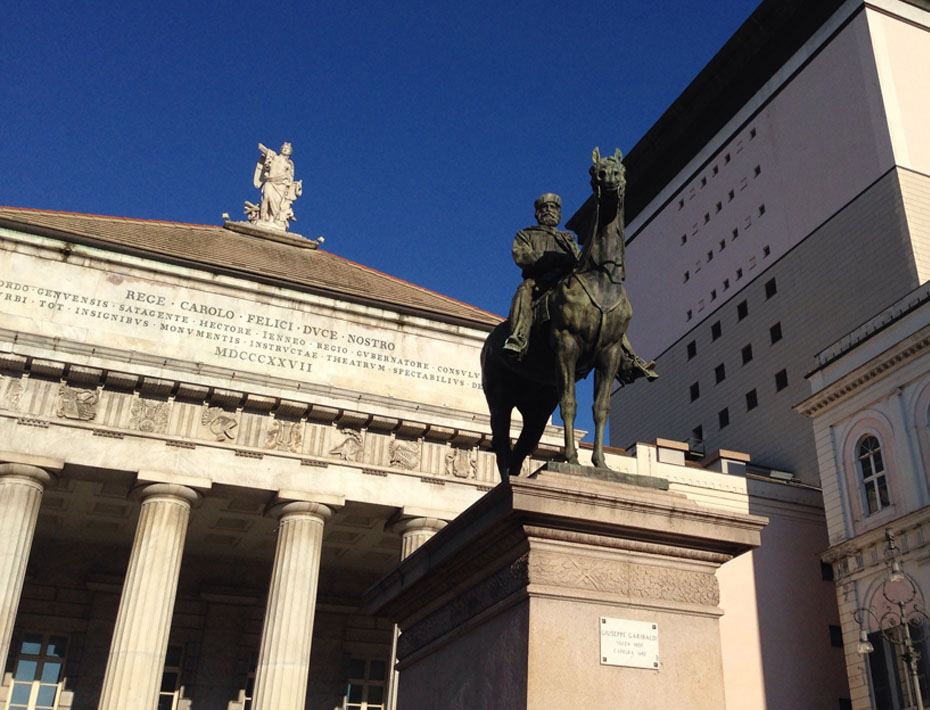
[[481, 148, 656, 481]]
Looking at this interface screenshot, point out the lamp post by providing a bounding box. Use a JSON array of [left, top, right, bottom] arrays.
[[855, 529, 929, 710]]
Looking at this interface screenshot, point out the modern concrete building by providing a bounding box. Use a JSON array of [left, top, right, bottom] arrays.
[[798, 282, 930, 710], [0, 206, 847, 709], [611, 0, 930, 484]]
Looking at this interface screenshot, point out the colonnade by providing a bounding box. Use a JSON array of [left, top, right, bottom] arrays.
[[0, 456, 448, 710]]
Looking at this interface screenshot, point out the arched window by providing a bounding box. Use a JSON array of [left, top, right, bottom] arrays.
[[859, 435, 890, 515]]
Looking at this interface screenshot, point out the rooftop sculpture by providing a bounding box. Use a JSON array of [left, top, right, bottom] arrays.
[[243, 142, 302, 232]]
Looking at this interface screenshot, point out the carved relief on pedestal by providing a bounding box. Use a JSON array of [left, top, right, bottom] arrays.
[[444, 447, 476, 479], [129, 399, 169, 434], [264, 419, 303, 453], [329, 429, 364, 462], [55, 384, 99, 421], [200, 407, 239, 442], [389, 437, 420, 470]]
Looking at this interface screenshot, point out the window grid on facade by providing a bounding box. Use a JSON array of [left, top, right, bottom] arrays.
[[690, 382, 700, 402], [711, 321, 722, 340], [343, 657, 387, 710], [7, 632, 68, 710], [775, 369, 788, 392], [745, 389, 758, 411], [763, 244, 771, 257], [741, 344, 753, 365], [737, 300, 748, 320], [770, 322, 782, 344], [718, 408, 729, 430], [686, 340, 696, 360], [858, 435, 890, 515], [714, 363, 726, 384], [765, 278, 777, 299]]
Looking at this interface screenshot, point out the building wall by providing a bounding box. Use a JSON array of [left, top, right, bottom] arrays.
[[614, 168, 918, 479]]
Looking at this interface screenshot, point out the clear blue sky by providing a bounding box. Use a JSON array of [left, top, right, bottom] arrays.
[[1, 0, 760, 444]]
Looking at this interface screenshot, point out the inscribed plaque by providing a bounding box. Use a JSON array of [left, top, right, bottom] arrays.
[[599, 617, 659, 669]]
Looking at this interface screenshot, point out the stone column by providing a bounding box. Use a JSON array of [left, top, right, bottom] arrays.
[[251, 501, 333, 710], [98, 484, 200, 710], [0, 463, 53, 674], [386, 517, 447, 710]]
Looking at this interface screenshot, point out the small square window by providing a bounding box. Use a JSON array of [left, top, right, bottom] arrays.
[[723, 278, 730, 290], [754, 164, 761, 176], [714, 363, 726, 384], [758, 204, 766, 216], [686, 340, 697, 360], [718, 408, 729, 429], [741, 344, 753, 365], [745, 389, 758, 410], [692, 425, 703, 441], [724, 153, 731, 164], [765, 278, 777, 299], [750, 127, 757, 139], [775, 368, 788, 391], [711, 321, 722, 340], [736, 268, 743, 280], [704, 213, 710, 224], [678, 199, 684, 210], [770, 322, 782, 344], [686, 309, 692, 321], [711, 289, 717, 301], [690, 382, 700, 402], [728, 190, 735, 201], [731, 227, 739, 240], [737, 300, 748, 320], [763, 244, 771, 257], [712, 165, 719, 176], [719, 239, 726, 251], [701, 177, 707, 188], [681, 233, 687, 245], [715, 201, 722, 213], [707, 250, 714, 262], [683, 271, 690, 283]]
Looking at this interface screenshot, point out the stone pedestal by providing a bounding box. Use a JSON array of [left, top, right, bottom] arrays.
[[0, 461, 55, 674], [98, 484, 200, 710], [251, 501, 332, 710], [367, 468, 767, 710]]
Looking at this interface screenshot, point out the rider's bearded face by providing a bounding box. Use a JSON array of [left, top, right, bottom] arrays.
[[536, 202, 561, 227]]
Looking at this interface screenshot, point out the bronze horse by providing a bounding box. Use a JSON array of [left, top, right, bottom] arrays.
[[481, 148, 633, 480]]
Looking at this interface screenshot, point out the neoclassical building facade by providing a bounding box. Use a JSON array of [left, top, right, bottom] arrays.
[[0, 206, 846, 709]]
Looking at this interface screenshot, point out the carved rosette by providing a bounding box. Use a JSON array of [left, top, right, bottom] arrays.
[[200, 407, 239, 442], [264, 420, 304, 453], [129, 399, 169, 434], [55, 384, 99, 421]]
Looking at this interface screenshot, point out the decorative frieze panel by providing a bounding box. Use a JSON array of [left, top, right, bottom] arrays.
[[0, 370, 498, 485], [55, 384, 99, 421]]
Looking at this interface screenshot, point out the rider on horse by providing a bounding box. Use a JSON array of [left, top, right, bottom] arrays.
[[503, 193, 658, 384]]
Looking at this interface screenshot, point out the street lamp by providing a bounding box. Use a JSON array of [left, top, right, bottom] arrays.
[[855, 529, 929, 710]]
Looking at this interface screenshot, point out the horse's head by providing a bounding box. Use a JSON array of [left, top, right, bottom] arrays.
[[589, 147, 626, 199]]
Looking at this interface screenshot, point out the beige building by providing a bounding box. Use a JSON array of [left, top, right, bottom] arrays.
[[0, 205, 849, 708], [798, 282, 930, 710], [611, 0, 930, 483]]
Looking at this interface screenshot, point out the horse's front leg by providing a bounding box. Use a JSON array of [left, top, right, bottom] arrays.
[[555, 332, 581, 465], [592, 346, 624, 469]]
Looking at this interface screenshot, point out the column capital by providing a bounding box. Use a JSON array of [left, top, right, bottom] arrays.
[[268, 500, 333, 523], [0, 463, 54, 488], [388, 517, 448, 537], [131, 483, 202, 508]]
